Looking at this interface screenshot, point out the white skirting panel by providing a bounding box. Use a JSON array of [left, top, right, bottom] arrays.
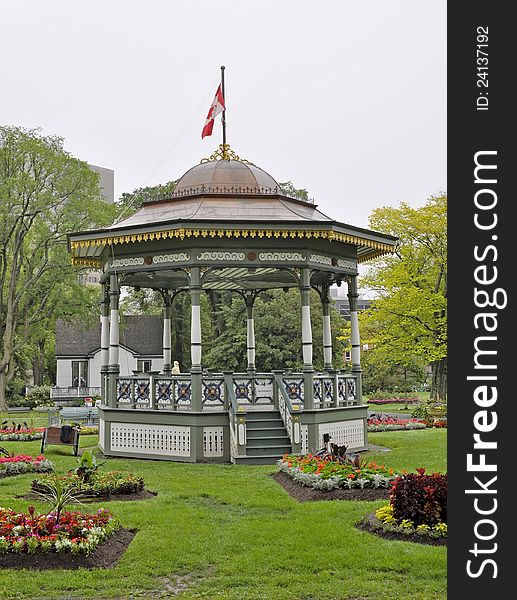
[[110, 423, 190, 456], [203, 426, 224, 457], [98, 418, 105, 451], [301, 424, 309, 454], [318, 419, 365, 449]]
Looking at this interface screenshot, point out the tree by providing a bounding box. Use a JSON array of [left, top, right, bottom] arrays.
[[116, 180, 177, 219], [278, 181, 310, 202], [0, 126, 116, 409], [360, 195, 447, 402], [26, 282, 102, 387], [203, 289, 346, 372], [338, 319, 427, 394]]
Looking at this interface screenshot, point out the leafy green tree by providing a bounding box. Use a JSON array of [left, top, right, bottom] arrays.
[[116, 180, 177, 219], [360, 195, 447, 402], [204, 289, 346, 372], [0, 126, 116, 409], [120, 288, 162, 316], [27, 282, 102, 386], [278, 181, 310, 202]]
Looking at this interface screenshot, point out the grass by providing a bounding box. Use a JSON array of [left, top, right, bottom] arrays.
[[367, 429, 447, 473], [365, 392, 429, 413], [0, 430, 446, 600], [366, 402, 418, 412]]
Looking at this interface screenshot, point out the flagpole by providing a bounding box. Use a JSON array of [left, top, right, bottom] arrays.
[[220, 65, 227, 151]]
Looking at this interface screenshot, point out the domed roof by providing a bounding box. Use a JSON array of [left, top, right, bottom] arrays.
[[172, 159, 280, 197]]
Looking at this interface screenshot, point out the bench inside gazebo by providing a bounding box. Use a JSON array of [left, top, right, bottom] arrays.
[[68, 145, 397, 464]]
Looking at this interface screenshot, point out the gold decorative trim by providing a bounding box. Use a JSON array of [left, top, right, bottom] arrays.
[[70, 228, 395, 259], [71, 257, 102, 268], [357, 249, 391, 263], [200, 144, 249, 163]]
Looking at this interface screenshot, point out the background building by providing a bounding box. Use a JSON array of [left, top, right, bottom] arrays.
[[53, 315, 164, 399], [88, 164, 114, 203], [79, 164, 115, 285], [330, 286, 371, 319]]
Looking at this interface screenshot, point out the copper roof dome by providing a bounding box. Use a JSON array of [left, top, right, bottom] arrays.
[[172, 159, 280, 197]]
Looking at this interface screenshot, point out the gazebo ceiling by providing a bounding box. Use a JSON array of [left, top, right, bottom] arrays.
[[121, 266, 330, 292]]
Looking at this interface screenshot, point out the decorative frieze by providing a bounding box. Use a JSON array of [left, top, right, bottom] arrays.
[[337, 258, 357, 270], [196, 251, 245, 261], [258, 252, 305, 261], [309, 254, 332, 266], [153, 253, 190, 263], [111, 254, 190, 269], [111, 257, 145, 268]]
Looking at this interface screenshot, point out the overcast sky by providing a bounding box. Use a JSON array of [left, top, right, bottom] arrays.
[[2, 0, 446, 229]]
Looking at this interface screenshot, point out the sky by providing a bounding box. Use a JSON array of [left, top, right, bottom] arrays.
[[2, 0, 446, 229]]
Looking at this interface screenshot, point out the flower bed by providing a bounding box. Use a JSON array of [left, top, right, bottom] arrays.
[[278, 454, 400, 491], [367, 416, 426, 432], [0, 427, 45, 441], [0, 506, 118, 556], [0, 454, 53, 479], [78, 426, 99, 435], [32, 471, 145, 498], [367, 397, 419, 405], [358, 469, 447, 545]]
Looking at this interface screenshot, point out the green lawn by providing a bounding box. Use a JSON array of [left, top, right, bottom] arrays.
[[366, 402, 419, 412], [365, 392, 429, 413], [0, 430, 446, 600]]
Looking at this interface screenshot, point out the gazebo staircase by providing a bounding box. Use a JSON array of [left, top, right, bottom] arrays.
[[231, 409, 293, 465]]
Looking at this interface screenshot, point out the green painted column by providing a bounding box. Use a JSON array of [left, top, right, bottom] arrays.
[[300, 267, 314, 409], [245, 294, 256, 374], [100, 283, 110, 404], [190, 267, 203, 412], [347, 274, 363, 404], [162, 291, 172, 375], [321, 284, 333, 371], [107, 274, 120, 408]]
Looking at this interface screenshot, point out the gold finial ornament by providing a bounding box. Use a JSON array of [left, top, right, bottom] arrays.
[[201, 144, 249, 164]]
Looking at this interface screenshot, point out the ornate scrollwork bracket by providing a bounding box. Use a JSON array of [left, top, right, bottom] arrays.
[[200, 144, 249, 163]]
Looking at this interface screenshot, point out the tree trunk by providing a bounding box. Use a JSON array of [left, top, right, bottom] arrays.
[[430, 357, 447, 402], [32, 340, 46, 386], [0, 370, 7, 412]]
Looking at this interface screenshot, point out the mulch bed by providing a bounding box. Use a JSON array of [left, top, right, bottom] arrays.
[[21, 490, 156, 503], [272, 471, 390, 502], [0, 527, 136, 570], [356, 513, 447, 546]]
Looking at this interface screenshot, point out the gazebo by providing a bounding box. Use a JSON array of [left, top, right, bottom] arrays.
[[68, 145, 397, 464]]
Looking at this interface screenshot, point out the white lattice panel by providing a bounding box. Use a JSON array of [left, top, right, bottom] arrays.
[[318, 419, 365, 449], [301, 424, 309, 454], [110, 423, 190, 456], [203, 426, 224, 457], [99, 418, 105, 451]]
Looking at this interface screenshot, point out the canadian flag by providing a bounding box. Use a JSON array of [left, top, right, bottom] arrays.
[[201, 84, 225, 139]]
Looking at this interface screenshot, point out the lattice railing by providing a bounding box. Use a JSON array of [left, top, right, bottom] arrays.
[[116, 375, 192, 410], [114, 372, 357, 411]]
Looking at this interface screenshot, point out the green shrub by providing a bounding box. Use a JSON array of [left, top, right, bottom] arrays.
[[32, 471, 145, 497], [390, 469, 447, 527], [25, 386, 53, 408]]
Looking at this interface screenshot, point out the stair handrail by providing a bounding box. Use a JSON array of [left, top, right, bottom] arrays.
[[274, 373, 302, 453], [225, 374, 247, 459]]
